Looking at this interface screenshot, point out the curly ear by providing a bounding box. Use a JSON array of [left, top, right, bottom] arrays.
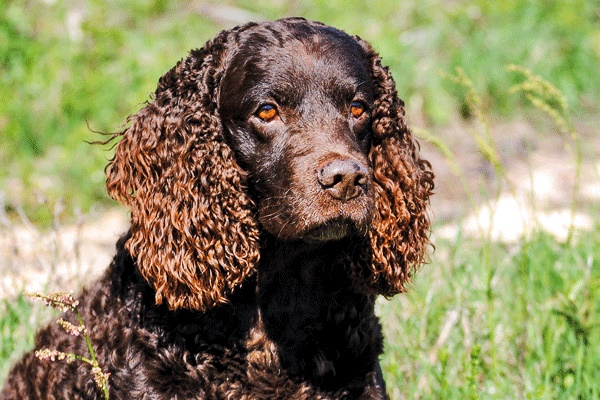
[[360, 41, 434, 295], [105, 30, 260, 311]]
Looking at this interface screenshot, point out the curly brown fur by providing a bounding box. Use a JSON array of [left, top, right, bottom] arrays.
[[364, 41, 434, 294], [2, 18, 433, 399], [104, 26, 261, 311]]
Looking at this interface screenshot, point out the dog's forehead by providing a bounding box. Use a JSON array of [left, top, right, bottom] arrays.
[[285, 39, 365, 78], [218, 23, 373, 112], [234, 27, 370, 85]]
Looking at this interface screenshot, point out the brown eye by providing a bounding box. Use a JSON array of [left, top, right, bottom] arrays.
[[350, 101, 365, 118], [257, 104, 278, 122]]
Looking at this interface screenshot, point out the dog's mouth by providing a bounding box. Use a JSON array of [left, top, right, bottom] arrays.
[[302, 218, 365, 242], [258, 191, 374, 242]]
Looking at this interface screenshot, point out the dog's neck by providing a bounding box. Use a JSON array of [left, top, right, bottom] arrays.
[[255, 236, 382, 390]]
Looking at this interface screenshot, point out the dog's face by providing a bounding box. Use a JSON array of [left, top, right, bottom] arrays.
[[219, 26, 375, 241], [106, 18, 433, 310]]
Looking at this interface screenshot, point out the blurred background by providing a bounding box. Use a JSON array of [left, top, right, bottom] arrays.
[[1, 1, 600, 398]]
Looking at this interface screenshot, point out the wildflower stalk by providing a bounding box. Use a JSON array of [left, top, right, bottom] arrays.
[[444, 68, 519, 199], [508, 64, 583, 245], [444, 67, 524, 306], [417, 128, 479, 218], [27, 292, 110, 399]]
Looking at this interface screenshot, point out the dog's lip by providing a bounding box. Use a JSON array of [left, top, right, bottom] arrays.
[[302, 219, 355, 242]]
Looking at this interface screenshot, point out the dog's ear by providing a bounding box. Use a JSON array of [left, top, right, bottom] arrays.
[[105, 30, 260, 311], [359, 40, 434, 295]]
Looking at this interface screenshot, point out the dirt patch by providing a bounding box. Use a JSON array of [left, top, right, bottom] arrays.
[[0, 208, 129, 298], [423, 117, 599, 241]]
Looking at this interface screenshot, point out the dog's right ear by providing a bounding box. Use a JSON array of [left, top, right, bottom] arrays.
[[105, 28, 261, 311]]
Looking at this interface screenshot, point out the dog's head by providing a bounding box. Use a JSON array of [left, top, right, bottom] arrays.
[[106, 18, 433, 310]]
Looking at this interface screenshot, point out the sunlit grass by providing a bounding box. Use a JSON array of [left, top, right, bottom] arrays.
[[379, 228, 600, 399]]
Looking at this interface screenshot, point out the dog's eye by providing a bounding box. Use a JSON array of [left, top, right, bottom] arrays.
[[350, 101, 365, 118], [256, 104, 278, 122]]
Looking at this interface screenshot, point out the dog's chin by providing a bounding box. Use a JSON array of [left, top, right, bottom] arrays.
[[260, 207, 372, 242], [304, 224, 350, 242], [301, 219, 368, 243]]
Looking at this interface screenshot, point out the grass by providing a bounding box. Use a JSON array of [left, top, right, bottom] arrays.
[[379, 228, 600, 398], [0, 295, 44, 380], [1, 0, 599, 398]]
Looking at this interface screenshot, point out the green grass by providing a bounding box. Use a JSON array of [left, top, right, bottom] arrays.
[[379, 228, 600, 398], [0, 294, 50, 381]]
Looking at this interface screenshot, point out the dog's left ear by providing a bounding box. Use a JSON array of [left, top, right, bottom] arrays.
[[105, 29, 261, 311], [358, 40, 434, 295]]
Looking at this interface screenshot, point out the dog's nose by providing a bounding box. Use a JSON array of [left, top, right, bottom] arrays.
[[317, 159, 368, 202]]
